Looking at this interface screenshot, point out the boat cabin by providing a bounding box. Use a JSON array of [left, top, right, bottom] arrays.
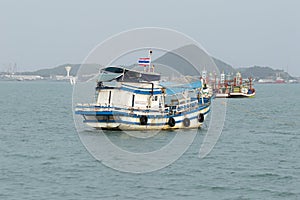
[[95, 82, 165, 110]]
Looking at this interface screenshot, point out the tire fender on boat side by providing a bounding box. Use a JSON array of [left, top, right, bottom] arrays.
[[140, 115, 148, 125], [183, 118, 190, 127], [168, 117, 176, 127], [198, 113, 204, 123]]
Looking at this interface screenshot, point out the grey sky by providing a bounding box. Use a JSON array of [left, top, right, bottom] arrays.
[[1, 0, 300, 76]]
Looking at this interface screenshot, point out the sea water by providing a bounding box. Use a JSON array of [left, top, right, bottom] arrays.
[[0, 81, 299, 200]]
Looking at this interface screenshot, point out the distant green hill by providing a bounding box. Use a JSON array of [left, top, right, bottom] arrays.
[[16, 57, 293, 80], [17, 64, 80, 77], [18, 64, 100, 77], [153, 44, 219, 76], [237, 66, 293, 80]]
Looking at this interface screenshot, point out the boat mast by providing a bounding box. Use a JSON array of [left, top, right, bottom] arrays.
[[148, 50, 152, 73]]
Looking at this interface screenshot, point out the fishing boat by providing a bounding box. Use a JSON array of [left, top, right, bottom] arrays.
[[75, 52, 211, 130], [275, 74, 286, 84], [258, 79, 275, 84], [215, 72, 255, 98]]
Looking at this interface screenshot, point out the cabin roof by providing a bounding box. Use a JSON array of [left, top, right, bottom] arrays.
[[99, 66, 161, 82]]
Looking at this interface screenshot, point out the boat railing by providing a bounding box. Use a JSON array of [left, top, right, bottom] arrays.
[[77, 97, 210, 114], [76, 103, 166, 114], [166, 98, 208, 114]]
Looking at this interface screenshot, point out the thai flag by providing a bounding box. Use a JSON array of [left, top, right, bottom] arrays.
[[138, 57, 151, 66]]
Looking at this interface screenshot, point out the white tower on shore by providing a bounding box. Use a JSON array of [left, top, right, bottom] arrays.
[[65, 66, 71, 77]]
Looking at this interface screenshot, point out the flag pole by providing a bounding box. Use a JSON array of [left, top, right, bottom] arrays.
[[148, 50, 152, 72]]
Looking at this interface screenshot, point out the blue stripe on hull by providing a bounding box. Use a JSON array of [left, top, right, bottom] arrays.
[[76, 104, 210, 118], [76, 105, 169, 113], [83, 109, 210, 126]]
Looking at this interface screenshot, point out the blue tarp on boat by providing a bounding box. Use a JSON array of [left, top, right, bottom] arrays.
[[160, 81, 202, 95]]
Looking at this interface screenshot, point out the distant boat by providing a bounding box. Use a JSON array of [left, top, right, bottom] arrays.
[[275, 76, 286, 84], [257, 75, 287, 84], [288, 79, 298, 84], [258, 79, 275, 84], [215, 72, 255, 98]]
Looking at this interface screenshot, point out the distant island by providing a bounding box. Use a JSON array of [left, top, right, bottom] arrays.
[[213, 57, 295, 81], [0, 57, 298, 83]]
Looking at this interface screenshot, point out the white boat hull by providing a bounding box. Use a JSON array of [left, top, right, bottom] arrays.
[[215, 93, 229, 98], [76, 105, 210, 130], [215, 92, 255, 98]]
